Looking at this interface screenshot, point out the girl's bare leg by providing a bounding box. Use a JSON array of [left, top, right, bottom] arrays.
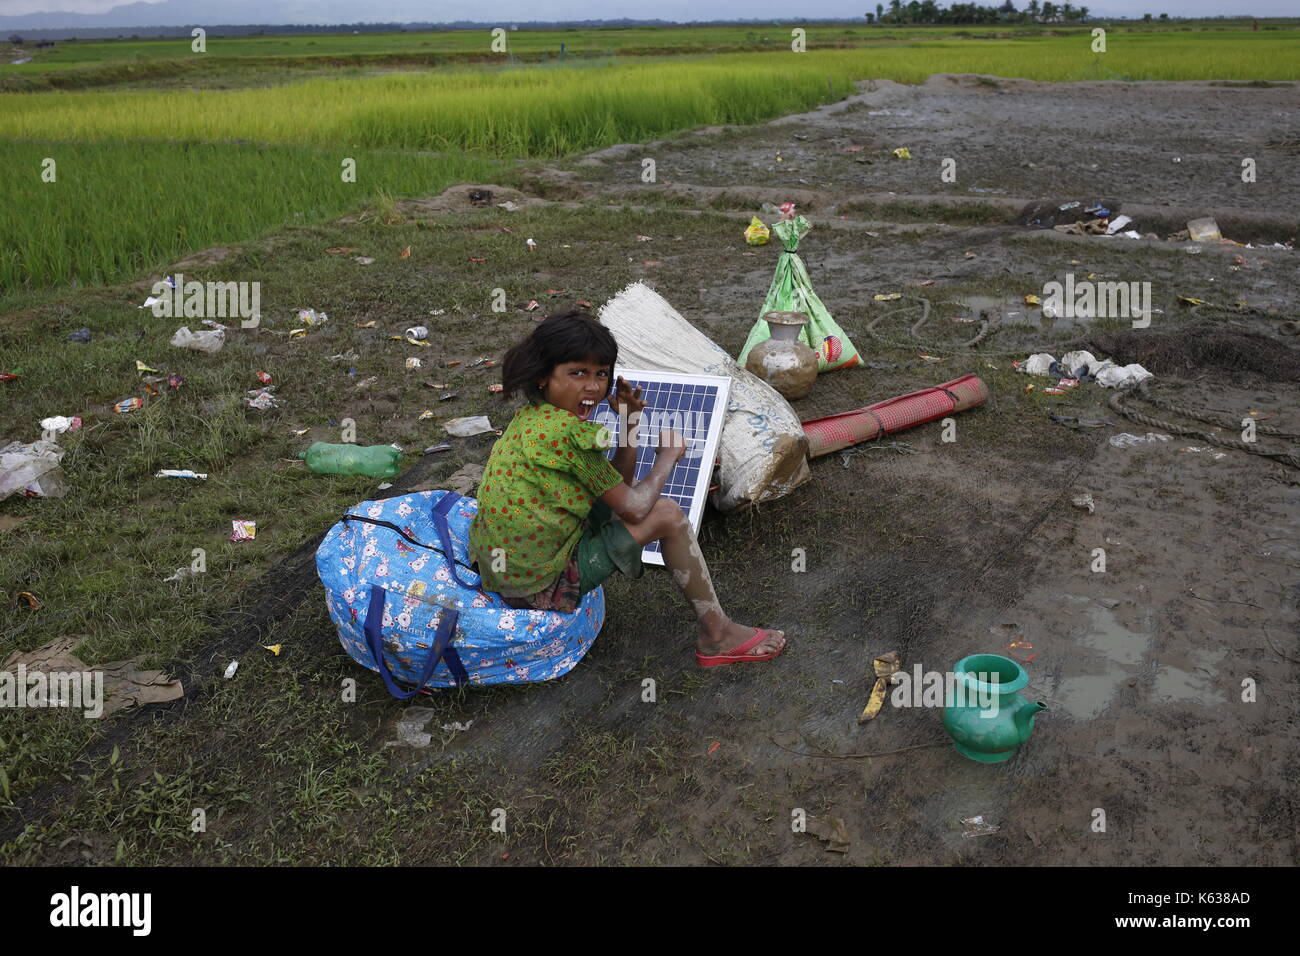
[[623, 499, 785, 657]]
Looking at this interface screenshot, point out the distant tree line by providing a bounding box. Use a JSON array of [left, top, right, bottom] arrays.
[[863, 1, 1100, 24]]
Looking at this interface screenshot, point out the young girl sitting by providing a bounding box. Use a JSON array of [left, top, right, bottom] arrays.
[[468, 310, 786, 667]]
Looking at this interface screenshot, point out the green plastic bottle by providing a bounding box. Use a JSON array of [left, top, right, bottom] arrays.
[[297, 442, 402, 478]]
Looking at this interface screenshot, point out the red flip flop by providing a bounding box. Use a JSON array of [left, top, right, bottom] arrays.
[[695, 628, 785, 668]]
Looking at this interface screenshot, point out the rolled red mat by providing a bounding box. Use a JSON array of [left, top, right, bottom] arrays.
[[801, 374, 989, 458]]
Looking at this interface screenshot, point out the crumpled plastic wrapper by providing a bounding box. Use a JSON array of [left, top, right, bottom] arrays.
[[0, 438, 67, 501]]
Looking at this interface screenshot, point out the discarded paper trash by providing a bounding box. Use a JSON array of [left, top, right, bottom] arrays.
[[805, 815, 851, 852], [1, 439, 67, 502], [2, 636, 184, 718], [230, 520, 257, 541], [442, 416, 494, 438], [155, 469, 208, 479], [170, 326, 225, 354], [1187, 217, 1221, 242], [860, 650, 901, 722], [961, 815, 1000, 838]]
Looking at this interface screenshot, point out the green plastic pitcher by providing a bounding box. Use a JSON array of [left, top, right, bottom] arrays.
[[942, 654, 1047, 763]]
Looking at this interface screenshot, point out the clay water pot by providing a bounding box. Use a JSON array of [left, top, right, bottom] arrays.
[[745, 311, 819, 400]]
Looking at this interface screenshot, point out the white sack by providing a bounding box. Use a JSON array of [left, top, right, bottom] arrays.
[[599, 282, 810, 512]]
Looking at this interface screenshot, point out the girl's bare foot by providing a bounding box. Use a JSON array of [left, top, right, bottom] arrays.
[[697, 619, 785, 658]]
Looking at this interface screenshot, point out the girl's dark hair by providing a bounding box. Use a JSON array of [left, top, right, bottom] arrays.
[[499, 310, 618, 405]]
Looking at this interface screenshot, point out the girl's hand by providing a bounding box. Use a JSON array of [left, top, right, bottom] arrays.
[[614, 376, 646, 418], [656, 428, 687, 466]]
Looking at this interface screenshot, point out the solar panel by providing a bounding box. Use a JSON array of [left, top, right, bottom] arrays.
[[588, 368, 731, 566]]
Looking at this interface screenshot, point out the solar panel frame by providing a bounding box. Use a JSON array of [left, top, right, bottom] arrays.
[[587, 367, 731, 566]]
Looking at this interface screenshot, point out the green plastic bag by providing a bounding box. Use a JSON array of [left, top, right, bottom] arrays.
[[737, 215, 861, 373]]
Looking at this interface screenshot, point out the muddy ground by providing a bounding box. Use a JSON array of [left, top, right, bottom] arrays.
[[5, 76, 1297, 866]]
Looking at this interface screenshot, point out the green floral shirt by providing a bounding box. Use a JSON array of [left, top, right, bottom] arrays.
[[469, 402, 624, 596]]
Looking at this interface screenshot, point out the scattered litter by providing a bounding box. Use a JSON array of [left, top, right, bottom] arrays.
[[405, 357, 423, 371], [892, 147, 912, 160], [67, 328, 91, 343], [1105, 215, 1133, 235], [961, 815, 1000, 838], [524, 299, 540, 312], [468, 256, 487, 263], [230, 520, 257, 542], [1187, 217, 1221, 242], [441, 721, 473, 733], [422, 443, 452, 455], [805, 815, 851, 853], [245, 387, 282, 410], [744, 217, 770, 245], [223, 661, 239, 679], [399, 245, 411, 259], [496, 200, 520, 212], [1023, 294, 1041, 306], [1179, 446, 1227, 460], [635, 234, 654, 242], [353, 256, 375, 265], [442, 416, 494, 437], [1109, 432, 1172, 448], [170, 326, 225, 353], [873, 292, 902, 301], [39, 416, 82, 435], [1019, 351, 1151, 388], [15, 591, 43, 611], [1072, 493, 1095, 514], [489, 383, 503, 393], [439, 391, 460, 402], [1006, 639, 1037, 662], [525, 238, 538, 252], [1, 369, 21, 382], [2, 636, 184, 716], [162, 566, 197, 583], [353, 375, 379, 391], [1, 439, 67, 501], [155, 469, 208, 479], [405, 325, 429, 341], [859, 650, 901, 723], [325, 246, 361, 255], [329, 350, 360, 362], [707, 741, 721, 756], [1095, 364, 1152, 388]]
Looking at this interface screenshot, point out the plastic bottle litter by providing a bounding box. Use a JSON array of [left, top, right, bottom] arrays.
[[170, 326, 225, 354], [297, 308, 328, 326], [298, 442, 402, 478], [223, 661, 239, 679]]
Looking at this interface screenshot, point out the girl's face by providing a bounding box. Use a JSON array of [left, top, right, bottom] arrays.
[[539, 358, 611, 421]]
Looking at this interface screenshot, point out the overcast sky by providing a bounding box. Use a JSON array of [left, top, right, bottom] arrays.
[[2, 0, 1292, 20]]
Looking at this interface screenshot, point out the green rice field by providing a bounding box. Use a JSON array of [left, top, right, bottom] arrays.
[[1, 26, 1296, 300]]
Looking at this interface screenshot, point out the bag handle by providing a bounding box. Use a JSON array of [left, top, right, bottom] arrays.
[[364, 584, 467, 698], [428, 492, 481, 591]]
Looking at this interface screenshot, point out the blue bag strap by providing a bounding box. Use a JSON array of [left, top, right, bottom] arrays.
[[363, 584, 467, 699], [430, 492, 481, 591]]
